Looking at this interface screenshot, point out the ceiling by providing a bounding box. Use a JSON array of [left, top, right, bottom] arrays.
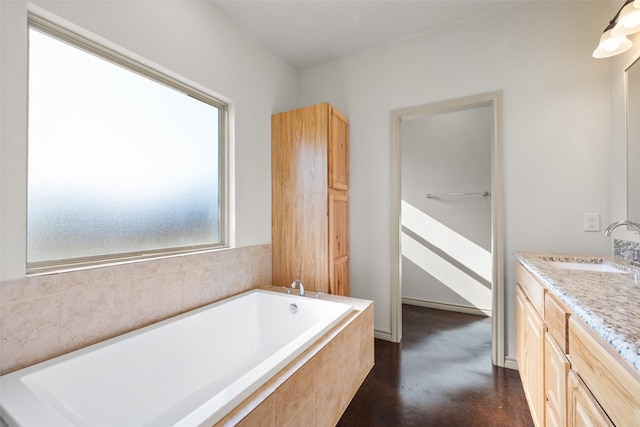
[[212, 0, 522, 70]]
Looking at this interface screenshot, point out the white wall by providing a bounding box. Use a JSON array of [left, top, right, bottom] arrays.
[[401, 106, 492, 311], [0, 0, 298, 281], [298, 1, 611, 360]]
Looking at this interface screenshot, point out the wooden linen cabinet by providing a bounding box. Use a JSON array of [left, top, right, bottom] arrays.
[[271, 102, 349, 296]]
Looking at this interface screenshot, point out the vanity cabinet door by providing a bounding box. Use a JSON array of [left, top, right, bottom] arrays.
[[516, 285, 546, 427], [569, 317, 640, 426], [545, 293, 570, 353], [545, 333, 569, 427], [545, 402, 562, 427], [516, 286, 526, 366], [567, 370, 613, 427]]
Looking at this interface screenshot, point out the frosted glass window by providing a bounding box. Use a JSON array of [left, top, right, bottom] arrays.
[[27, 26, 226, 271]]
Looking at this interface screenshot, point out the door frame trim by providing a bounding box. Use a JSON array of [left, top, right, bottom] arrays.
[[390, 91, 505, 367]]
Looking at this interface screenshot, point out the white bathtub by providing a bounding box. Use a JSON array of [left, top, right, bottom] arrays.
[[0, 289, 353, 427]]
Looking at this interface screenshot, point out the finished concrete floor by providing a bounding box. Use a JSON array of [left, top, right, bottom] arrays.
[[337, 304, 533, 427]]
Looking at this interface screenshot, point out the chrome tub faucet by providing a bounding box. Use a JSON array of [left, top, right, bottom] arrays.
[[291, 279, 305, 297]]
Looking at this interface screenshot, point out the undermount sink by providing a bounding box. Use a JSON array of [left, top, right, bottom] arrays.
[[548, 261, 627, 274]]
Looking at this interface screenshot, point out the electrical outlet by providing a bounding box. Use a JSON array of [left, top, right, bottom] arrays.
[[584, 213, 600, 232]]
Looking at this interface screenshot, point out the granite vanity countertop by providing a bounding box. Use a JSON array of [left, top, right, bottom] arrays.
[[515, 251, 640, 373]]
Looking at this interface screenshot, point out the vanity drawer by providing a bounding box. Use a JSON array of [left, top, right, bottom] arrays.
[[516, 262, 545, 317], [545, 293, 570, 353], [568, 317, 640, 426]]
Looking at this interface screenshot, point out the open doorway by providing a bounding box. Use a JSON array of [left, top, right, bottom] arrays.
[[390, 92, 505, 367]]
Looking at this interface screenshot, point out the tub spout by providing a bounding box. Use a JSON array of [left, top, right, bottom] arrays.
[[291, 279, 305, 297]]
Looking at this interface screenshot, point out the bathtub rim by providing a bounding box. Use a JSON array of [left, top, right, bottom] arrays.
[[0, 289, 355, 427], [217, 290, 374, 426]]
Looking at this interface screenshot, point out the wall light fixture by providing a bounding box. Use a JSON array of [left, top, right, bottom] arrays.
[[593, 0, 640, 58]]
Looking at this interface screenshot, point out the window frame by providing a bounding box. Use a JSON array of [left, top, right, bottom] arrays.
[[26, 14, 229, 275]]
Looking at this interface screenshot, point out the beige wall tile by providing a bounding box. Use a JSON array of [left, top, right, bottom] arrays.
[[1, 296, 61, 374], [220, 255, 253, 296], [313, 313, 373, 427], [133, 256, 184, 278], [274, 359, 316, 426], [251, 253, 272, 288], [314, 338, 347, 427], [1, 274, 60, 305], [236, 394, 275, 427], [219, 247, 251, 264], [60, 262, 137, 292], [247, 244, 271, 259], [60, 281, 133, 353], [283, 398, 316, 427], [182, 250, 221, 270], [182, 265, 221, 311], [130, 272, 184, 327]]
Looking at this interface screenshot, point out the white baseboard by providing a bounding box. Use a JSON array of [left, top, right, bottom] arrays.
[[503, 356, 519, 371], [402, 297, 492, 317], [374, 329, 393, 341]]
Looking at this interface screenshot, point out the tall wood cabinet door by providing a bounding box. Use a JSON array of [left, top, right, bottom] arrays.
[[329, 190, 349, 295], [328, 106, 349, 191], [567, 371, 614, 427], [545, 333, 569, 427], [271, 104, 329, 291], [331, 259, 349, 296]]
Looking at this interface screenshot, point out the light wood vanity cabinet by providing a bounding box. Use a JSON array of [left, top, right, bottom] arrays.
[[567, 370, 613, 427], [546, 332, 570, 427], [545, 293, 570, 353], [568, 317, 640, 426], [516, 273, 546, 427], [544, 292, 571, 427], [272, 103, 349, 295], [516, 260, 640, 427]]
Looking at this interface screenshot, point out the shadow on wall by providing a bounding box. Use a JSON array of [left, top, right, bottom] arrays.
[[401, 200, 491, 312]]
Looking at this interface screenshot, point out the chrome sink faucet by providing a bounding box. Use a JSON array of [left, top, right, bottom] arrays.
[[291, 279, 305, 297], [604, 220, 640, 267]]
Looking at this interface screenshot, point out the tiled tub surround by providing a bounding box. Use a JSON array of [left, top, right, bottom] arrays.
[[0, 244, 272, 376], [0, 290, 367, 426], [514, 251, 640, 372], [217, 289, 374, 427]]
